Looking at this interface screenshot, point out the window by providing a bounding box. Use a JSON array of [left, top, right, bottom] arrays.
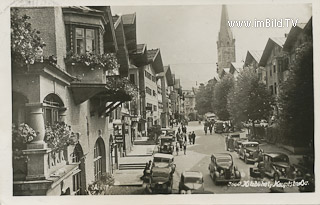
[[273, 65, 276, 73], [43, 94, 64, 125], [274, 83, 277, 95], [153, 90, 156, 96], [75, 28, 96, 54], [72, 143, 85, 195], [146, 87, 152, 95], [129, 74, 135, 85], [153, 105, 157, 111], [94, 141, 102, 181], [270, 68, 272, 77]]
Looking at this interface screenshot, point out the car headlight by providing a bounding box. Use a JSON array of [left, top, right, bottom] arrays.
[[281, 168, 286, 173], [249, 152, 253, 155], [220, 169, 224, 174], [161, 146, 164, 149]]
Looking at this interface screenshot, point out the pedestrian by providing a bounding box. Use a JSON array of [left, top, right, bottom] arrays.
[[192, 131, 196, 145], [178, 126, 181, 133], [209, 124, 213, 135], [176, 132, 180, 142], [204, 125, 207, 135], [188, 132, 192, 145], [183, 142, 187, 155], [183, 132, 187, 142], [179, 139, 183, 150], [176, 142, 179, 155]]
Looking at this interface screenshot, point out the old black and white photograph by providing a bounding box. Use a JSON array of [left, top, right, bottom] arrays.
[[1, 0, 319, 204]]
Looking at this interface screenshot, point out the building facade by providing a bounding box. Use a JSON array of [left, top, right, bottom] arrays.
[[12, 6, 136, 196]]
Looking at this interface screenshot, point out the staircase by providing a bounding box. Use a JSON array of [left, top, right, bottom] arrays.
[[119, 163, 147, 170]]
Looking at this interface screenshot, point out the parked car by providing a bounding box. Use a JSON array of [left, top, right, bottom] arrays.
[[214, 121, 224, 133], [250, 152, 302, 182], [225, 134, 240, 151], [158, 136, 174, 154], [179, 171, 204, 194], [234, 138, 248, 154], [208, 153, 241, 184], [148, 153, 176, 194], [238, 141, 263, 164]]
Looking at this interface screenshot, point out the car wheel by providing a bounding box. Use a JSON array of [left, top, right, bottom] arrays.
[[274, 173, 280, 182]]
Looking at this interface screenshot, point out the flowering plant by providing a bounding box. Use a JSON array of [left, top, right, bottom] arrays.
[[65, 51, 120, 71], [87, 172, 115, 195], [12, 123, 37, 160], [105, 76, 138, 100], [11, 8, 46, 68], [44, 122, 74, 151]]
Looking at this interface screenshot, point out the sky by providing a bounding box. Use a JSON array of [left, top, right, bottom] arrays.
[[111, 3, 311, 90]]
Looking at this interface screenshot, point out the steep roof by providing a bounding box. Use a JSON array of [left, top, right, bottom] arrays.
[[147, 49, 164, 74], [259, 37, 286, 67], [218, 5, 234, 42], [122, 13, 136, 25], [164, 65, 174, 86], [231, 62, 244, 73], [283, 23, 307, 52]]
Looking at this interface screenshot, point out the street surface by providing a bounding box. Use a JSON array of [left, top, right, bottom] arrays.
[[170, 121, 299, 194]]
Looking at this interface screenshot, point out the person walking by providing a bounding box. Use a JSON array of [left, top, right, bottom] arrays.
[[191, 131, 196, 145], [204, 125, 208, 135], [209, 124, 213, 135], [188, 132, 192, 145], [175, 142, 179, 155], [183, 132, 187, 142], [178, 126, 181, 134], [183, 142, 187, 155]]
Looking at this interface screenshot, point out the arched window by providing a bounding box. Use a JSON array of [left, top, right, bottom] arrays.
[[94, 138, 106, 181], [72, 143, 86, 195], [43, 94, 65, 125]]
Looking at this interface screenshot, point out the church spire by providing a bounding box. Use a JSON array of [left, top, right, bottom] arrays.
[[219, 5, 233, 43], [216, 4, 236, 77]]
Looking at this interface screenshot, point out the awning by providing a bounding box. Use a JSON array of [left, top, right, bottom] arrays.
[[69, 83, 131, 105]]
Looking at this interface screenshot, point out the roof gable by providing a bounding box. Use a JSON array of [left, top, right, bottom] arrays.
[[259, 37, 286, 66]]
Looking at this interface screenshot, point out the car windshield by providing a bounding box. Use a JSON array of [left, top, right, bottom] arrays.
[[272, 155, 289, 163], [184, 177, 202, 184], [245, 144, 258, 148], [216, 157, 231, 163], [154, 157, 170, 163], [161, 139, 172, 143]]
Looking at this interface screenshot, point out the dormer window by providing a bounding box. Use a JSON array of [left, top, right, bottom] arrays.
[[75, 28, 96, 54]]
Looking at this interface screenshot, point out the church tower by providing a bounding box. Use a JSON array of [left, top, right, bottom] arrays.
[[217, 5, 236, 77]]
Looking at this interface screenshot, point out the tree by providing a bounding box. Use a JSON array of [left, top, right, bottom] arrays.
[[228, 69, 274, 135], [11, 8, 46, 68], [213, 74, 234, 121], [278, 42, 313, 147], [195, 82, 213, 115]]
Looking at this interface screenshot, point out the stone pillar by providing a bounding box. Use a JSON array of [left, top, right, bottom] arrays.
[[26, 103, 47, 149], [23, 103, 49, 180]]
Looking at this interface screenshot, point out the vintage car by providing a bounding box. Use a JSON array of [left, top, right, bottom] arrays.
[[225, 134, 240, 151], [179, 171, 204, 194], [214, 121, 224, 134], [160, 128, 175, 137], [208, 153, 241, 184], [250, 152, 302, 182], [238, 141, 263, 164], [148, 153, 176, 194], [158, 136, 174, 154], [234, 138, 248, 154]]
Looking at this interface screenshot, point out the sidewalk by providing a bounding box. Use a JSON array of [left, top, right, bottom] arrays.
[[113, 137, 156, 186]]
